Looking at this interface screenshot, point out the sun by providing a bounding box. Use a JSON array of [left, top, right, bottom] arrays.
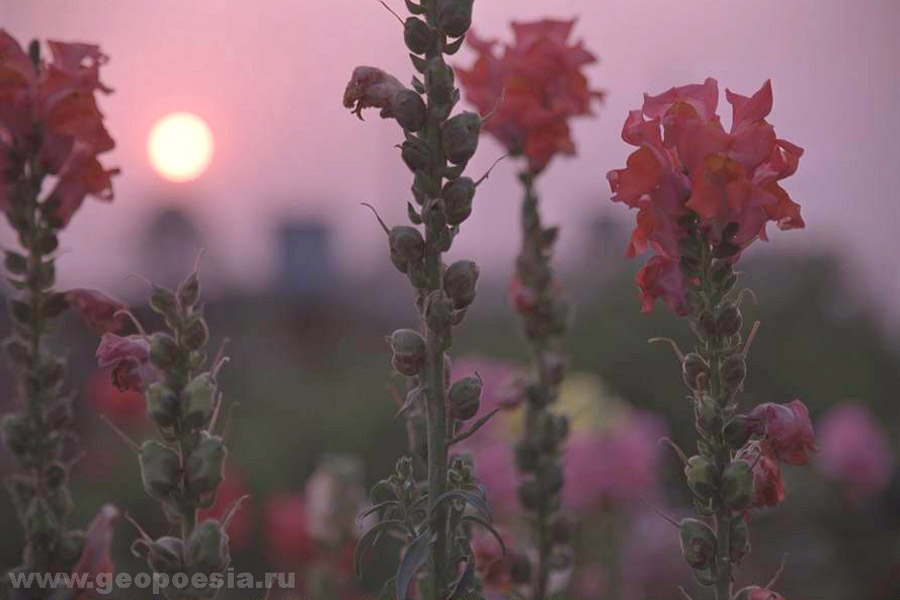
[[147, 112, 214, 183]]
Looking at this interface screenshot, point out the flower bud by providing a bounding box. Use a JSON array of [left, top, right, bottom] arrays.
[[729, 516, 750, 563], [449, 375, 482, 421], [392, 89, 426, 132], [370, 479, 397, 505], [389, 226, 426, 274], [443, 177, 476, 226], [185, 519, 230, 575], [186, 433, 227, 496], [425, 59, 454, 105], [442, 112, 481, 165], [443, 260, 479, 309], [145, 383, 180, 429], [711, 259, 733, 285], [679, 518, 717, 570], [437, 0, 474, 37], [695, 393, 721, 433], [517, 479, 542, 511], [537, 461, 564, 496], [716, 305, 742, 338], [549, 515, 573, 545], [515, 441, 540, 473], [396, 455, 415, 480], [722, 460, 753, 511], [387, 329, 426, 376], [177, 271, 201, 310], [2, 413, 30, 461], [149, 333, 181, 371], [139, 441, 181, 499], [401, 138, 431, 172], [43, 462, 67, 490], [404, 17, 433, 54], [182, 373, 216, 431], [685, 455, 718, 500], [682, 353, 708, 390], [181, 317, 209, 352], [149, 286, 179, 320], [425, 291, 453, 335], [135, 536, 185, 575], [695, 311, 717, 340], [26, 497, 59, 547], [721, 354, 747, 391], [724, 415, 752, 449]]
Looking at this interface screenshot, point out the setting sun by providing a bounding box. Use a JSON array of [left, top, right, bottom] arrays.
[[147, 112, 214, 183]]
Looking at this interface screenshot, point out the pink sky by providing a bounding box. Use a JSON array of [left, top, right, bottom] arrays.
[[1, 1, 898, 312]]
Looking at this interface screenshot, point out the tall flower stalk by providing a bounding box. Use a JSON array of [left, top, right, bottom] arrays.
[[456, 19, 602, 597], [0, 30, 121, 599], [607, 78, 815, 600], [343, 1, 509, 598], [97, 264, 241, 600]]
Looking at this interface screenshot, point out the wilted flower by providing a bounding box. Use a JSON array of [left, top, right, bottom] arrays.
[[96, 333, 159, 393], [342, 66, 405, 121], [739, 446, 786, 509], [607, 78, 803, 313], [0, 30, 119, 223], [455, 19, 603, 173], [816, 401, 894, 503], [748, 399, 816, 466], [71, 504, 120, 599], [66, 288, 126, 333]]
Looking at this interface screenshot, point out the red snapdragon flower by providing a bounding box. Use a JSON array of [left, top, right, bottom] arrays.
[[0, 30, 118, 223], [748, 399, 816, 466], [96, 333, 159, 393], [455, 19, 603, 173], [607, 78, 803, 313], [66, 288, 126, 333]]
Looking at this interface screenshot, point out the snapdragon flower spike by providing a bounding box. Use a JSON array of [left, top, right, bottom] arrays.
[[96, 264, 242, 600], [608, 78, 814, 600], [455, 17, 602, 598], [343, 1, 505, 598], [0, 31, 122, 598]]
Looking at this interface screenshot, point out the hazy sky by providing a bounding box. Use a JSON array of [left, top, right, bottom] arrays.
[[1, 1, 899, 311]]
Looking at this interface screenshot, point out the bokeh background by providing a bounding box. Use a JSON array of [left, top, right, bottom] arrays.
[[1, 0, 899, 598]]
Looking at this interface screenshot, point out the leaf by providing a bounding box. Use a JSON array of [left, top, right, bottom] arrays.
[[431, 490, 492, 522], [407, 202, 423, 225], [357, 501, 401, 526], [461, 515, 506, 557], [449, 407, 501, 446], [411, 76, 426, 94], [395, 530, 434, 600], [443, 35, 466, 55], [355, 520, 408, 578], [410, 54, 428, 74]]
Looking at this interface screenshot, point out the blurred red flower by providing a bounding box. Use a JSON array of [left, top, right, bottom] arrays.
[[607, 78, 803, 313], [264, 492, 316, 569], [456, 19, 603, 173], [86, 368, 145, 424], [66, 288, 126, 333], [0, 30, 118, 223], [72, 504, 120, 600]]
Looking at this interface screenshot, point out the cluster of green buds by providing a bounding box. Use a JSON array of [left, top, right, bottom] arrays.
[[508, 170, 571, 597], [660, 217, 771, 600], [344, 1, 508, 598], [106, 266, 242, 600]]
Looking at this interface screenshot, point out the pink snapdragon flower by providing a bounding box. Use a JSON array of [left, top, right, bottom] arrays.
[[739, 446, 786, 509], [816, 401, 894, 502], [607, 78, 803, 313], [748, 399, 816, 466], [96, 333, 159, 393], [71, 504, 120, 600]]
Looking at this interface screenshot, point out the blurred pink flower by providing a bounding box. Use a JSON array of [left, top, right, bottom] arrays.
[[619, 508, 686, 598], [749, 399, 816, 466], [72, 504, 120, 600], [66, 288, 126, 333], [456, 19, 603, 173], [95, 333, 158, 393], [816, 401, 894, 502], [264, 492, 316, 569], [607, 78, 803, 314], [470, 442, 520, 514], [563, 412, 666, 511]]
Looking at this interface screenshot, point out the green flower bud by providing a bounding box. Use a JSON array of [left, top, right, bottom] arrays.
[[729, 516, 750, 563], [517, 479, 542, 511], [370, 480, 397, 505], [722, 460, 753, 511], [387, 329, 426, 376], [139, 440, 181, 499], [682, 353, 708, 390], [442, 112, 481, 165], [43, 462, 67, 490], [679, 518, 717, 570], [181, 317, 209, 352], [149, 286, 179, 320], [425, 59, 454, 105], [716, 305, 743, 337], [724, 415, 752, 450], [46, 486, 73, 519], [694, 311, 717, 340], [425, 290, 453, 335], [177, 271, 201, 309], [721, 354, 747, 391], [2, 413, 30, 460], [685, 455, 718, 500], [389, 226, 425, 274], [145, 383, 180, 429], [136, 536, 185, 575], [449, 375, 482, 421], [392, 89, 426, 132], [396, 456, 415, 480], [186, 433, 227, 496], [182, 373, 216, 431], [401, 138, 430, 172], [404, 17, 433, 54], [437, 0, 474, 37], [149, 333, 181, 371], [695, 393, 721, 434], [443, 260, 479, 309], [185, 520, 230, 575], [515, 441, 540, 473], [442, 177, 475, 226], [26, 497, 59, 547], [537, 461, 564, 496]]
